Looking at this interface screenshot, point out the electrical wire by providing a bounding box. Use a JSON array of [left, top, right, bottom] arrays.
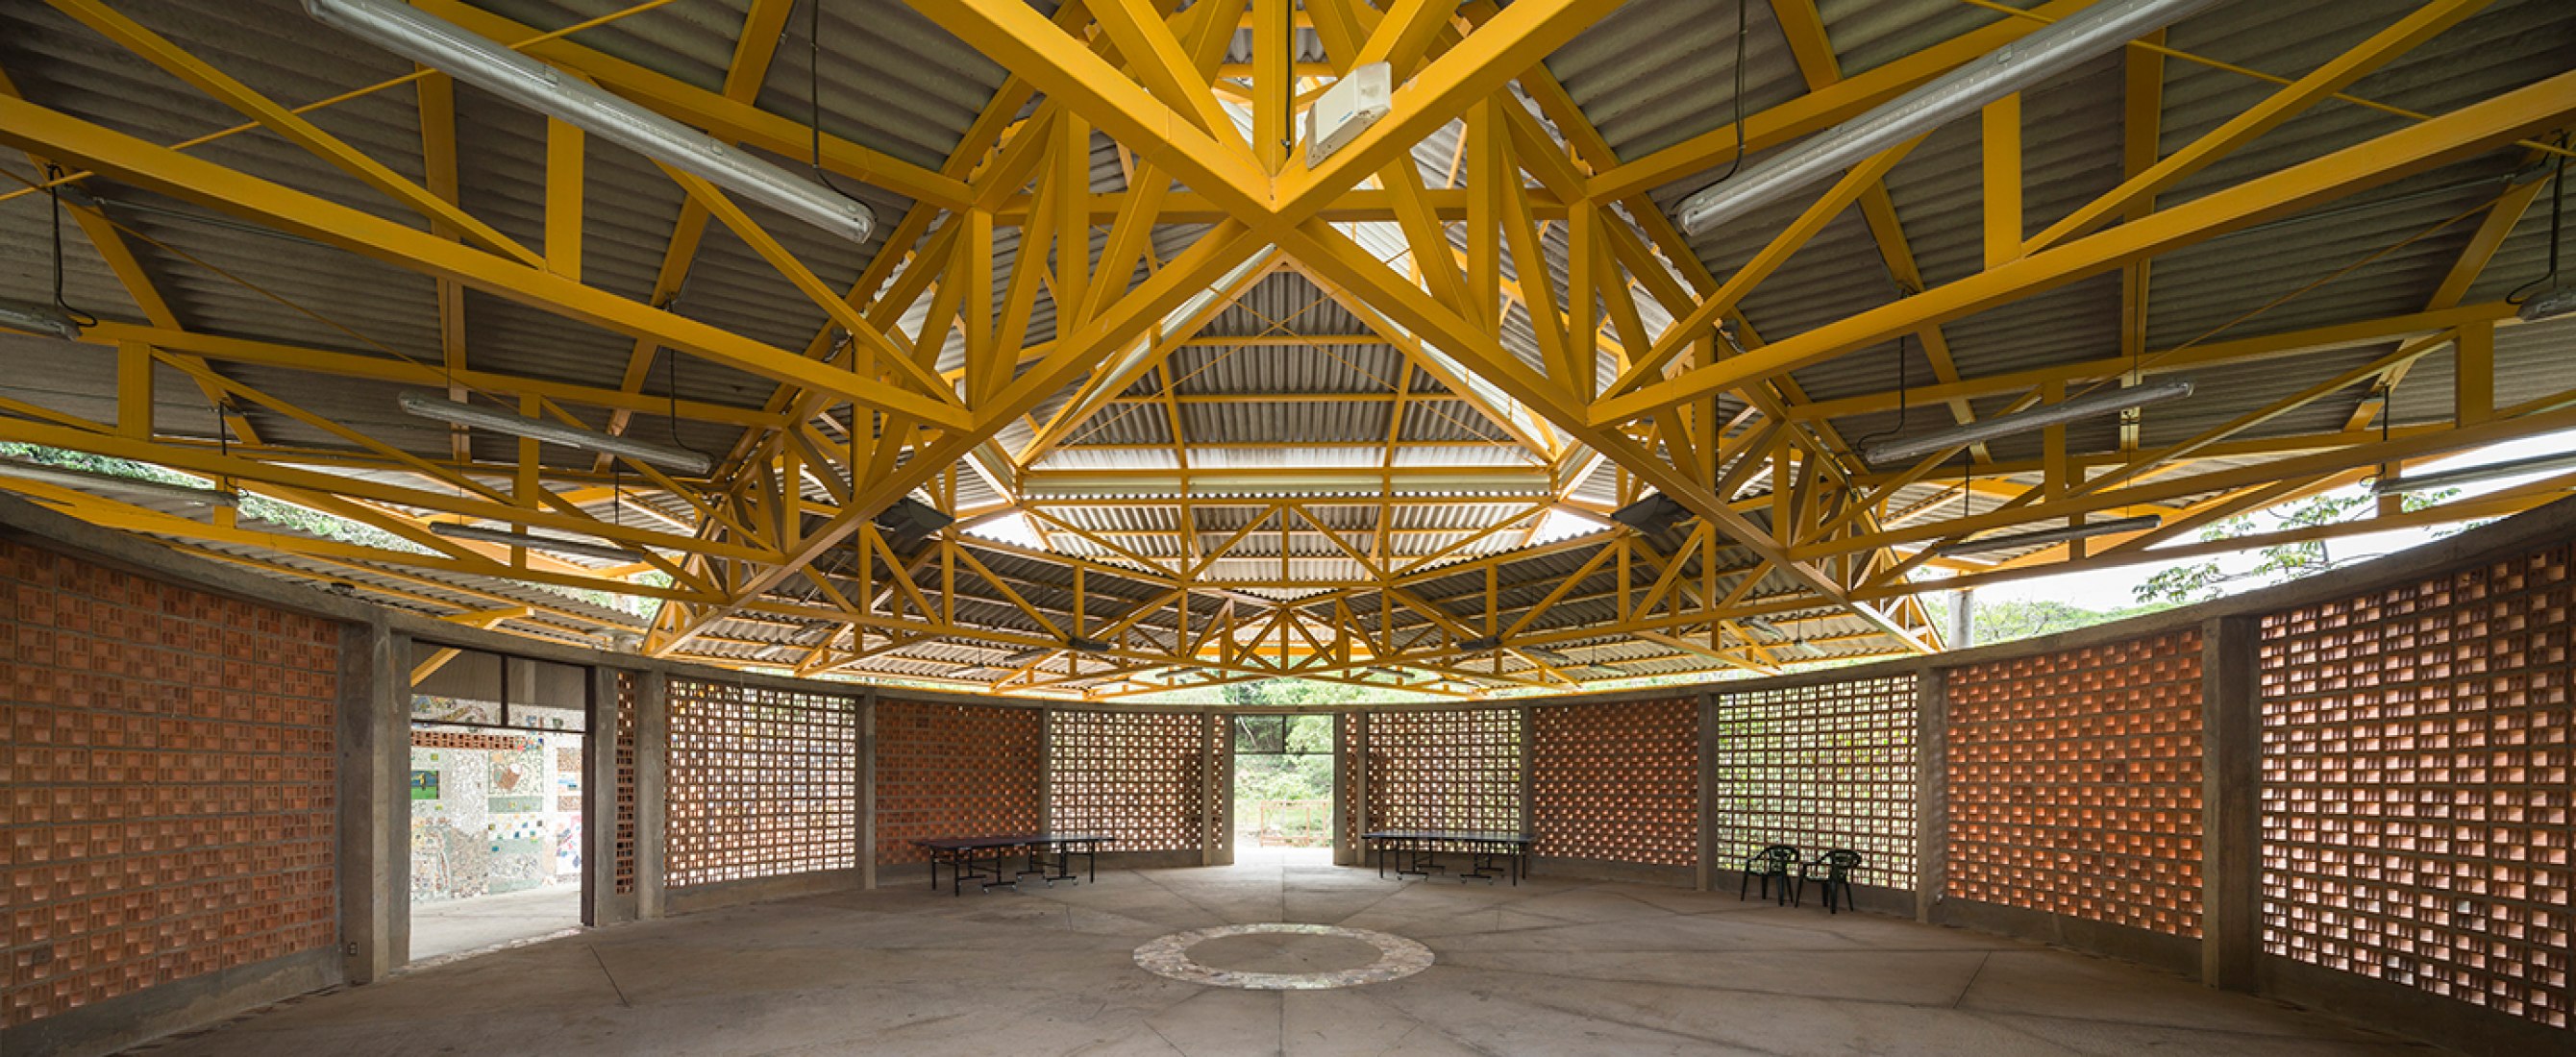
[[806, 0, 867, 206], [1852, 334, 1912, 455], [43, 164, 99, 330], [1712, 0, 1750, 185], [2506, 135, 2567, 307]]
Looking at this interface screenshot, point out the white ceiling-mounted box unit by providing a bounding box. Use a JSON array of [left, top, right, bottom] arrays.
[[1306, 61, 1392, 167]]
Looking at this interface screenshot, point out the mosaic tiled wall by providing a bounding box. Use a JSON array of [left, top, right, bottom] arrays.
[[1947, 631, 2205, 937], [1049, 710, 1209, 853], [1532, 698, 1698, 866], [1, 541, 339, 1027], [612, 672, 637, 896], [1358, 709, 1523, 849], [664, 678, 858, 887], [2260, 547, 2575, 1028], [875, 701, 1042, 865], [409, 729, 582, 902], [1714, 676, 1918, 888]]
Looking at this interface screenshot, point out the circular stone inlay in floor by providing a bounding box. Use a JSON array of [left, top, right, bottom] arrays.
[[1133, 923, 1433, 990]]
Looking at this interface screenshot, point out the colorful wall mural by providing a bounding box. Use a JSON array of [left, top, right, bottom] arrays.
[[409, 727, 584, 903]]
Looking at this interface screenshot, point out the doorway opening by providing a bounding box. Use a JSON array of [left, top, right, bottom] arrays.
[[406, 646, 589, 961], [1230, 715, 1335, 865]]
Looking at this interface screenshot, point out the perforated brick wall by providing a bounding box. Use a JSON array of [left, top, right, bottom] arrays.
[[664, 678, 858, 887], [2261, 547, 2575, 1028], [1714, 676, 1917, 888], [875, 701, 1042, 865], [1, 541, 339, 1027], [1947, 630, 2204, 937], [1358, 709, 1522, 849], [1532, 698, 1698, 866], [612, 671, 637, 896], [1049, 710, 1209, 853]]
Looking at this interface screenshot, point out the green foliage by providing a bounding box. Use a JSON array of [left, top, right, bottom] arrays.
[[1, 442, 657, 618], [1922, 595, 2171, 647], [2132, 489, 2459, 606]]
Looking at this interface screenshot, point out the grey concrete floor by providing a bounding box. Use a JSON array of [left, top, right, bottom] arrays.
[[407, 883, 583, 962], [152, 860, 2437, 1056]]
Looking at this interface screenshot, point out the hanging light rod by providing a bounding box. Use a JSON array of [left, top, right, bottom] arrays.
[[1863, 380, 2195, 465], [397, 392, 712, 475], [1674, 0, 2227, 236], [2370, 449, 2576, 496], [0, 457, 237, 507], [1931, 514, 2163, 557], [432, 523, 642, 564], [0, 299, 81, 340], [305, 0, 874, 244]]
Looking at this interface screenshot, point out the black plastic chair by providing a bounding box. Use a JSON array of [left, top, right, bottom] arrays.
[[1739, 845, 1799, 904], [1800, 849, 1862, 914]]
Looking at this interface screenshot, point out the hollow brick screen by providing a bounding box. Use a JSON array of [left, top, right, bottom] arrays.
[[1532, 698, 1698, 866], [2260, 547, 2575, 1028], [1, 542, 338, 1027], [1946, 630, 2204, 936], [875, 700, 1042, 865], [1360, 709, 1523, 849], [1049, 710, 1208, 852], [1714, 676, 1918, 888], [664, 677, 858, 887], [613, 671, 637, 896]]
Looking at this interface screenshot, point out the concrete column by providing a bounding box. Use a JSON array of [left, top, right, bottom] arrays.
[[1201, 711, 1219, 866], [1330, 715, 1353, 867], [634, 669, 670, 919], [1036, 707, 1054, 833], [334, 618, 406, 982], [1696, 689, 1719, 892], [582, 665, 625, 926], [2201, 615, 2262, 991], [859, 690, 878, 890], [1915, 667, 1948, 924], [1351, 713, 1371, 853], [1516, 706, 1535, 842]]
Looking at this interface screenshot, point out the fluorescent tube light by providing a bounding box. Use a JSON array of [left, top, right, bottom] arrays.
[[432, 522, 641, 563], [1517, 648, 1573, 666], [1743, 618, 1787, 640], [2370, 450, 2576, 496], [2517, 285, 2576, 322], [999, 648, 1055, 667], [0, 300, 80, 340], [0, 457, 237, 506], [1863, 380, 2194, 465], [399, 392, 712, 475], [1930, 514, 2163, 557], [306, 0, 874, 244], [1675, 0, 2224, 236]]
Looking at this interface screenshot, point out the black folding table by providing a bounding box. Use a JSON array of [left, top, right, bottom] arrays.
[[912, 834, 1109, 896], [1362, 829, 1535, 885]]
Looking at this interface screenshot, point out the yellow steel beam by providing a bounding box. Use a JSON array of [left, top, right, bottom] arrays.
[[416, 0, 968, 209], [1596, 69, 2576, 426], [2028, 0, 2494, 253], [0, 95, 968, 430]]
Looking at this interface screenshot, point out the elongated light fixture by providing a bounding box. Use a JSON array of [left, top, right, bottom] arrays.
[[2370, 450, 2576, 496], [1743, 618, 1788, 641], [1863, 380, 2194, 465], [1518, 647, 1573, 666], [433, 522, 641, 563], [0, 457, 237, 506], [398, 392, 712, 475], [1675, 0, 2227, 236], [306, 0, 874, 244], [1931, 514, 2162, 557], [0, 299, 81, 340]]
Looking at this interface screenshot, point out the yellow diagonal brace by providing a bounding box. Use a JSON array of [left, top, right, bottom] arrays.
[[1595, 68, 2576, 427], [0, 94, 967, 430]]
